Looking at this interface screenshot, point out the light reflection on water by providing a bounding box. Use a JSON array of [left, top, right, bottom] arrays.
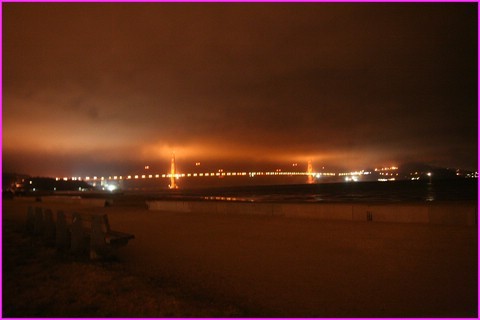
[[426, 183, 435, 202]]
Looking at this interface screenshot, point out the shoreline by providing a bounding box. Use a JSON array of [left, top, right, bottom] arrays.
[[8, 177, 478, 203]]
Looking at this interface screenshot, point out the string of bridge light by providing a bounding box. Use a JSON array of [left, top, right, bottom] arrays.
[[56, 171, 337, 182]]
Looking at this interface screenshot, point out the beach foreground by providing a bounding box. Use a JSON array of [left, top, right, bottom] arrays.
[[2, 198, 477, 317]]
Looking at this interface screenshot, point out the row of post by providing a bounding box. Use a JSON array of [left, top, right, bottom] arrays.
[[26, 206, 108, 259]]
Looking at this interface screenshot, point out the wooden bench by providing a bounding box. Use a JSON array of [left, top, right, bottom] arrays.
[[69, 211, 135, 258], [27, 206, 134, 259]]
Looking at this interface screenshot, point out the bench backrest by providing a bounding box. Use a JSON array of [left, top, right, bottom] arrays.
[[28, 206, 113, 239], [69, 212, 112, 233]]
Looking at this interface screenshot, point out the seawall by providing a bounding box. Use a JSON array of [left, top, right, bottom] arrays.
[[146, 200, 477, 226]]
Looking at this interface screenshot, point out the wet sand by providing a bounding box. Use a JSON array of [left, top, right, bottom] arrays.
[[3, 198, 477, 317]]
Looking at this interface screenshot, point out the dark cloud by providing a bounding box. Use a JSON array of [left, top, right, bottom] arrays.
[[3, 3, 477, 176]]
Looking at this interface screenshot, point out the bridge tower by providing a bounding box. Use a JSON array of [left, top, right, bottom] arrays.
[[169, 152, 178, 189], [307, 159, 314, 184]]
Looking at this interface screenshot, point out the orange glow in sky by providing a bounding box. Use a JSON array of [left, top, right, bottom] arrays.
[[3, 4, 476, 177]]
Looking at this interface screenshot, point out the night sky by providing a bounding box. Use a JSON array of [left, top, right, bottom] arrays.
[[3, 3, 477, 177]]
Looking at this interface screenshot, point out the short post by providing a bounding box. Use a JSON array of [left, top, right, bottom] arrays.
[[70, 212, 85, 254], [367, 211, 373, 222], [56, 211, 69, 251], [43, 209, 56, 245], [33, 207, 44, 236], [26, 206, 35, 234]]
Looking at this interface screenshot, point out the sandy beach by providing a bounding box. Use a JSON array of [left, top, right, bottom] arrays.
[[2, 197, 477, 317]]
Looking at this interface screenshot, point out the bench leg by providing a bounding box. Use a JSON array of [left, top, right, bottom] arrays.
[[70, 213, 86, 254]]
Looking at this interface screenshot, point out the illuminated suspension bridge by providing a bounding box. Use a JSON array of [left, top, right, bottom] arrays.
[[55, 155, 339, 189]]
